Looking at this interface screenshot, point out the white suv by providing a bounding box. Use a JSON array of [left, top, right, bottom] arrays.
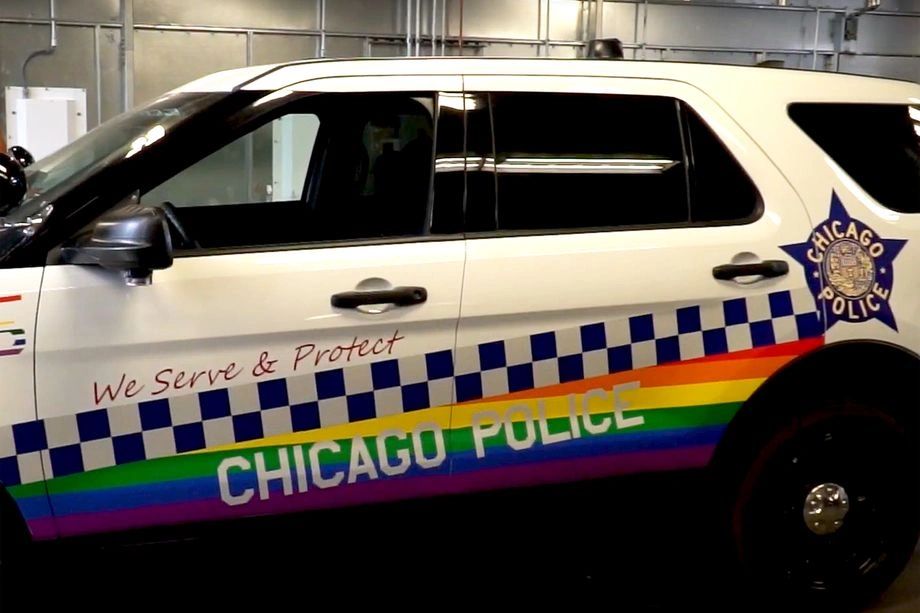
[[0, 58, 918, 605]]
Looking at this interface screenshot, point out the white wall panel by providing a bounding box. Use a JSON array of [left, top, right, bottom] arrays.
[[447, 0, 541, 40], [136, 0, 319, 31], [839, 54, 920, 82], [850, 13, 920, 56], [252, 34, 319, 65], [601, 2, 640, 43], [548, 0, 586, 41], [325, 0, 401, 35], [134, 30, 247, 104], [0, 0, 119, 21], [324, 37, 366, 59]]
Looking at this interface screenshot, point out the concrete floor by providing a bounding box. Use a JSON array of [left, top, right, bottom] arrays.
[[872, 548, 920, 612]]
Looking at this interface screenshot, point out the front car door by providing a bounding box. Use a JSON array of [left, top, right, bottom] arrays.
[[449, 74, 820, 489], [29, 76, 465, 537]]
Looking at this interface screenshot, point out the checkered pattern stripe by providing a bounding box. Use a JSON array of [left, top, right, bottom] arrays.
[[0, 289, 821, 486], [454, 288, 821, 401]]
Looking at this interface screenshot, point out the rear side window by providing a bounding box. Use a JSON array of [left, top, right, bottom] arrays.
[[789, 103, 920, 214], [463, 92, 760, 234], [488, 93, 690, 231], [684, 106, 761, 223]]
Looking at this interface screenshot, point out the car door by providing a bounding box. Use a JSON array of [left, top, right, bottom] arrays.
[[449, 75, 821, 490], [0, 269, 54, 539], [33, 77, 465, 537]]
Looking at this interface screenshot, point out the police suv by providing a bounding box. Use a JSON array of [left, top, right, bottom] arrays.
[[0, 58, 918, 605]]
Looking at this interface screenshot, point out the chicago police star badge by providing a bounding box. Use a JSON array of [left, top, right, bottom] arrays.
[[782, 192, 906, 332]]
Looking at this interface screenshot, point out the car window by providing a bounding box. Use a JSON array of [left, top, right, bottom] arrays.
[[466, 92, 690, 232], [141, 93, 435, 251], [684, 105, 760, 223], [145, 114, 320, 207], [789, 103, 920, 214]]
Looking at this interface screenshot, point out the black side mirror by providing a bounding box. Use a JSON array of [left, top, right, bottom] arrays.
[[0, 153, 27, 214], [60, 203, 174, 286], [8, 146, 35, 169]]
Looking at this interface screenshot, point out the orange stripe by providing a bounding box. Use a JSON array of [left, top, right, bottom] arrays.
[[467, 337, 823, 405], [476, 354, 791, 404], [0, 295, 22, 303]]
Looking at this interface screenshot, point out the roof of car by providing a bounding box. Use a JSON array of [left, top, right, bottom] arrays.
[[174, 57, 920, 104]]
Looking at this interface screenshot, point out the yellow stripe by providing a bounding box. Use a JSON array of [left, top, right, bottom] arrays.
[[188, 405, 451, 455], [0, 321, 14, 327], [451, 378, 765, 426]]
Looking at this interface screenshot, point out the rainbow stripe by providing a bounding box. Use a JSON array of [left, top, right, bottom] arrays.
[[9, 337, 821, 539]]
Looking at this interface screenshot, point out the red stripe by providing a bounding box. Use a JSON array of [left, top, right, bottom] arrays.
[[0, 295, 22, 303]]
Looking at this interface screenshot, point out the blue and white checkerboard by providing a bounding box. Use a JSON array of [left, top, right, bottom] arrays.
[[0, 288, 821, 486]]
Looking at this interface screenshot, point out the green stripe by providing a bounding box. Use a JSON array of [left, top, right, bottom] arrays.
[[8, 482, 46, 499], [38, 402, 740, 496]]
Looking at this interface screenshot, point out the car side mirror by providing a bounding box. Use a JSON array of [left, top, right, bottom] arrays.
[[60, 203, 173, 286], [8, 146, 35, 169]]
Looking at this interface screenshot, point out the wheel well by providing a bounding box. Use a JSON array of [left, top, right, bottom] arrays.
[[711, 340, 920, 479], [0, 484, 30, 547]]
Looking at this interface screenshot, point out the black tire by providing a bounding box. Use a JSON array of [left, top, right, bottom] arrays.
[[723, 404, 919, 609]]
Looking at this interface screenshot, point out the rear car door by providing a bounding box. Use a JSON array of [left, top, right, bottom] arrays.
[[32, 77, 465, 537], [449, 75, 821, 489]]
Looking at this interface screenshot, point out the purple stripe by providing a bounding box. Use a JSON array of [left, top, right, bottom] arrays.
[[0, 348, 23, 356], [50, 445, 715, 538], [26, 518, 58, 540]]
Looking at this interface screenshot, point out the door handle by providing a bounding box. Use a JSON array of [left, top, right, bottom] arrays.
[[331, 286, 428, 309], [712, 260, 789, 281]]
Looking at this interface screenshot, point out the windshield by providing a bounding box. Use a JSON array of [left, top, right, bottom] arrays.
[[8, 91, 222, 222]]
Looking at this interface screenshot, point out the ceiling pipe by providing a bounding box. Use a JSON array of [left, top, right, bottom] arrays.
[[431, 0, 437, 55], [440, 0, 447, 55], [415, 0, 421, 56], [21, 0, 58, 98], [459, 0, 464, 54], [406, 0, 412, 56]]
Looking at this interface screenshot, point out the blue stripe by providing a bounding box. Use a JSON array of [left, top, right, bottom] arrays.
[[10, 493, 54, 520], [47, 459, 449, 516]]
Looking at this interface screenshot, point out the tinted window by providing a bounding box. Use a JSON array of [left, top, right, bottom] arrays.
[[684, 106, 760, 223], [482, 93, 690, 232], [141, 94, 435, 250], [789, 103, 920, 214], [467, 93, 689, 230]]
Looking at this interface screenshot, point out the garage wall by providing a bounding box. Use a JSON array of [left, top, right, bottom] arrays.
[[1, 0, 918, 129]]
